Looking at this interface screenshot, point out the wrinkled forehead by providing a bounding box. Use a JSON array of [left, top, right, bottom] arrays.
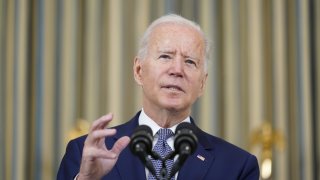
[[148, 23, 206, 57]]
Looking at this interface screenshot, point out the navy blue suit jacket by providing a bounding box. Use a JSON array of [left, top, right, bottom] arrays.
[[57, 111, 259, 180]]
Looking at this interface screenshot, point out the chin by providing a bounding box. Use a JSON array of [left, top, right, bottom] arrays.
[[158, 97, 189, 111], [161, 102, 185, 111]]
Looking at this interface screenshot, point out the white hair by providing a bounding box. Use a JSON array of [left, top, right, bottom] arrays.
[[137, 14, 210, 72]]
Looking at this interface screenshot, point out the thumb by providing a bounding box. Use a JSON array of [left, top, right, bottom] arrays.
[[111, 136, 130, 156]]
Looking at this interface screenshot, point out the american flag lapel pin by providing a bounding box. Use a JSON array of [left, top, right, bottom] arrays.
[[197, 154, 205, 161]]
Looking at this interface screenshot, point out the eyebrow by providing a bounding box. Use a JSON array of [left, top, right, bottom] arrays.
[[158, 49, 201, 62], [158, 49, 176, 54]]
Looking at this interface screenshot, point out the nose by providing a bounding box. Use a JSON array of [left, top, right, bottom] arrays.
[[168, 57, 183, 77]]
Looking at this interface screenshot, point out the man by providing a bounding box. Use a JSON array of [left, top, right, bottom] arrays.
[[57, 14, 260, 180]]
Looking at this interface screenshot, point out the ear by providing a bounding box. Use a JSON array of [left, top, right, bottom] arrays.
[[133, 57, 143, 85], [198, 73, 208, 97]]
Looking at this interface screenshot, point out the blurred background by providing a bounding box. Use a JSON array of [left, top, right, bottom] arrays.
[[0, 0, 319, 179]]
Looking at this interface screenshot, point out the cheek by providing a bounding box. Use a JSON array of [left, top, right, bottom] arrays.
[[190, 75, 205, 92], [141, 65, 158, 85], [145, 64, 163, 78]]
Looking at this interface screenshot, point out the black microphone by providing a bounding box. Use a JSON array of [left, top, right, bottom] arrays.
[[169, 122, 198, 178], [129, 125, 157, 177], [174, 122, 198, 155]]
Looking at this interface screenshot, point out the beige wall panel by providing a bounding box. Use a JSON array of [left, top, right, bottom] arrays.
[[247, 0, 264, 164], [239, 1, 250, 148], [108, 0, 123, 126], [199, 0, 215, 134], [17, 1, 28, 178], [61, 0, 77, 148], [286, 2, 300, 179], [5, 0, 15, 179], [0, 0, 3, 177], [272, 0, 288, 179], [316, 1, 320, 178], [181, 0, 195, 19], [133, 0, 150, 111], [298, 1, 313, 179], [247, 0, 264, 131], [222, 0, 241, 145], [152, 0, 165, 17], [84, 0, 101, 122], [42, 0, 56, 179]]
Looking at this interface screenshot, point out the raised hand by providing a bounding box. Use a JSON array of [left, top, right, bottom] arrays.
[[78, 113, 130, 180]]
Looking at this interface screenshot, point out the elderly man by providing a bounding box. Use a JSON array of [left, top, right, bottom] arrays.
[[57, 14, 260, 180]]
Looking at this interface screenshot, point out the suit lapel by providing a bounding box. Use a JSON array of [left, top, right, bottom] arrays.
[[177, 144, 214, 180], [177, 120, 215, 180]]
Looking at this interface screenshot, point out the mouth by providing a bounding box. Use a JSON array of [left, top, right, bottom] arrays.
[[162, 85, 184, 93]]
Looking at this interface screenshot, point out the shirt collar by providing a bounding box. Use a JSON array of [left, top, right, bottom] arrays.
[[138, 108, 191, 136]]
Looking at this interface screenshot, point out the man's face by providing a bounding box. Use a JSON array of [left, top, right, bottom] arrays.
[[134, 23, 208, 112]]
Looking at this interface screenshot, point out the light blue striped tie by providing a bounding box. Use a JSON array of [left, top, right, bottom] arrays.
[[148, 128, 174, 180]]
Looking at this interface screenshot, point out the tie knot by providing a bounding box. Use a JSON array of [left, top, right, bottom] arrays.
[[157, 128, 174, 141]]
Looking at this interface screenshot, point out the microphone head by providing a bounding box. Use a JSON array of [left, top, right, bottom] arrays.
[[130, 125, 153, 155], [174, 122, 198, 155]]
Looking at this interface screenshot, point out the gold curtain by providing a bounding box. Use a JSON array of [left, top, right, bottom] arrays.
[[0, 0, 319, 180]]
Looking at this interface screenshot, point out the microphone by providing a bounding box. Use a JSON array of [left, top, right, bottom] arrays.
[[174, 122, 198, 155], [169, 122, 198, 178], [129, 125, 157, 177]]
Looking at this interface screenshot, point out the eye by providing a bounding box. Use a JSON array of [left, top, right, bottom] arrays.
[[159, 54, 171, 59], [185, 59, 197, 67]]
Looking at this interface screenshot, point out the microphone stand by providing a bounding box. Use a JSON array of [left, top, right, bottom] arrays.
[[149, 151, 177, 180], [134, 143, 157, 177], [167, 144, 191, 179], [139, 147, 193, 180], [151, 149, 190, 180]]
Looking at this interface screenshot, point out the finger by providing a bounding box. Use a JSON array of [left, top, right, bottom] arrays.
[[90, 113, 113, 131], [91, 113, 113, 131], [86, 129, 117, 145], [84, 148, 117, 159], [110, 136, 131, 156]]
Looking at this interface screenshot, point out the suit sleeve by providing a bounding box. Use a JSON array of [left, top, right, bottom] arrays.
[[238, 154, 260, 180], [57, 139, 84, 180]]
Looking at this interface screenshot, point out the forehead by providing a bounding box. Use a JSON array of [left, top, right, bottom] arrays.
[[148, 23, 205, 57]]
